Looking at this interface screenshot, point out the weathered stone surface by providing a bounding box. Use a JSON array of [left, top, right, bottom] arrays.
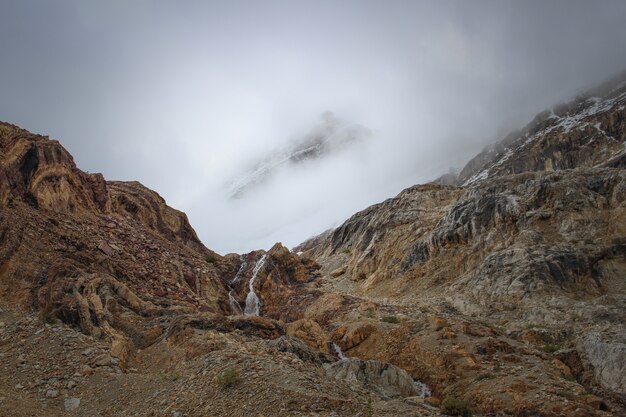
[[0, 122, 230, 361], [269, 335, 334, 364], [97, 242, 115, 256], [324, 357, 418, 398], [458, 79, 626, 185], [332, 322, 377, 351], [64, 397, 80, 412], [1, 72, 625, 417], [224, 243, 321, 322], [45, 389, 58, 398], [229, 315, 285, 339], [581, 332, 626, 395], [286, 319, 331, 353], [330, 265, 347, 277], [108, 181, 208, 253], [297, 73, 626, 415]]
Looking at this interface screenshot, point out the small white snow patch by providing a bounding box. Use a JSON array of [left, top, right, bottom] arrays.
[[463, 169, 489, 186]]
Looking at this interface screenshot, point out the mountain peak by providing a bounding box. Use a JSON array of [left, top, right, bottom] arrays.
[[458, 74, 626, 186], [227, 112, 371, 199]]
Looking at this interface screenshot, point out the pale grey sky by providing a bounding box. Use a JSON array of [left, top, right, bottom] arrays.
[[2, 1, 626, 253]]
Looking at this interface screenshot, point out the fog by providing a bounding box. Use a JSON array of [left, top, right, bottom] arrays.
[[2, 1, 626, 253]]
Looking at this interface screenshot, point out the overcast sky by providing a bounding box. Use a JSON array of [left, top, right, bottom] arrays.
[[2, 1, 626, 253]]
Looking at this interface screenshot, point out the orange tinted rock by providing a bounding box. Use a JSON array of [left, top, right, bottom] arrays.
[[521, 330, 543, 344], [431, 316, 449, 331], [460, 322, 496, 337], [424, 396, 441, 407], [439, 327, 457, 340], [286, 319, 330, 354], [552, 358, 573, 378], [332, 321, 377, 350]]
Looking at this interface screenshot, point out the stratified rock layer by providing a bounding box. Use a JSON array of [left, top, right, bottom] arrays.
[[1, 72, 626, 417], [0, 121, 227, 361], [298, 75, 626, 415]]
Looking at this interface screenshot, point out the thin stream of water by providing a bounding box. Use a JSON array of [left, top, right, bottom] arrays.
[[332, 342, 347, 360], [244, 254, 267, 316], [227, 255, 247, 314]]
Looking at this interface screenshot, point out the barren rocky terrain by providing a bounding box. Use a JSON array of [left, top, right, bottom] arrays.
[[0, 73, 625, 416]]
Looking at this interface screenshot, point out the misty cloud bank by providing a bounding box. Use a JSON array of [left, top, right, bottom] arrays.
[[1, 1, 626, 253], [227, 111, 371, 199]]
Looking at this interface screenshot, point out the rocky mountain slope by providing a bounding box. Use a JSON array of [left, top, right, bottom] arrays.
[[0, 72, 625, 417], [0, 121, 437, 416], [459, 72, 626, 185], [298, 74, 626, 416]]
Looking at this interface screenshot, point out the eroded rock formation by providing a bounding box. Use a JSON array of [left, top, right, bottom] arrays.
[[0, 122, 228, 365], [1, 72, 625, 416], [296, 75, 626, 415]]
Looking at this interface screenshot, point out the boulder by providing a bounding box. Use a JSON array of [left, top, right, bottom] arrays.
[[269, 336, 334, 364], [332, 322, 377, 350], [285, 319, 330, 353], [581, 333, 626, 395], [330, 265, 347, 277], [324, 358, 418, 398]]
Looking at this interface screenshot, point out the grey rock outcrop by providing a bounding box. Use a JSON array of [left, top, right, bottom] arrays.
[[459, 74, 626, 186], [301, 74, 626, 404], [324, 358, 418, 398], [581, 332, 626, 395]]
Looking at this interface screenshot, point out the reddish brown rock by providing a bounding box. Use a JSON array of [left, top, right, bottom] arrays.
[[330, 265, 347, 277], [285, 319, 330, 354], [460, 322, 496, 338], [332, 322, 377, 351], [0, 122, 229, 359]]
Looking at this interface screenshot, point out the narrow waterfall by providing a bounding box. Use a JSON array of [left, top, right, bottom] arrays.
[[332, 343, 347, 360], [413, 380, 431, 397], [244, 254, 267, 316], [227, 256, 247, 314], [231, 255, 248, 284], [228, 291, 242, 314]]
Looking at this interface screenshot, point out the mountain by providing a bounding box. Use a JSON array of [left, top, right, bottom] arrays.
[[297, 73, 626, 415], [0, 121, 432, 416], [227, 112, 371, 199], [0, 72, 625, 417], [458, 72, 626, 186]]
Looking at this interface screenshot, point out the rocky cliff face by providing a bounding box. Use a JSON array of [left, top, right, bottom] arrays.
[[459, 74, 626, 185], [1, 121, 428, 417], [1, 73, 626, 417], [297, 75, 626, 415], [223, 243, 321, 322], [0, 122, 233, 365], [0, 122, 109, 213]]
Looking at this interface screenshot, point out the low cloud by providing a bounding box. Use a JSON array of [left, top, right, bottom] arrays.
[[1, 1, 625, 253]]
